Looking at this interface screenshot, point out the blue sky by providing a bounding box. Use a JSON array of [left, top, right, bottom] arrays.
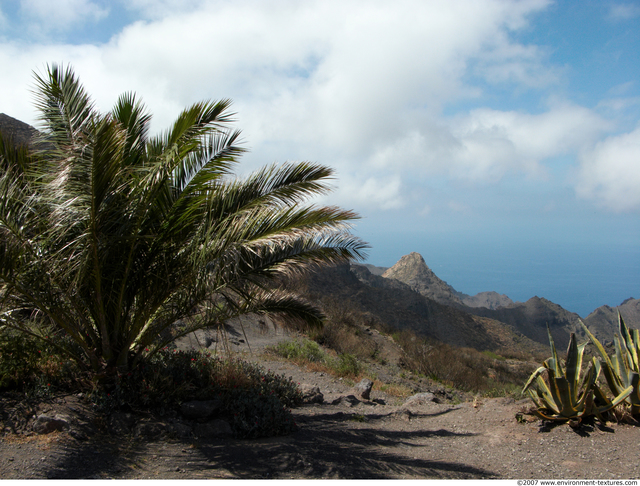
[[1, 0, 639, 316]]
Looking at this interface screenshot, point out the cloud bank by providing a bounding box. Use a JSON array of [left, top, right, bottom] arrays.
[[0, 0, 638, 214]]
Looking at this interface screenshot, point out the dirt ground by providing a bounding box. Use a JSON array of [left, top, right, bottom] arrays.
[[2, 318, 640, 479]]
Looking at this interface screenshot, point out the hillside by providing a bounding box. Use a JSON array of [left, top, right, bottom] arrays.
[[0, 113, 39, 147], [303, 263, 546, 358], [461, 291, 514, 310], [583, 298, 640, 342], [376, 252, 583, 349], [460, 297, 581, 350]]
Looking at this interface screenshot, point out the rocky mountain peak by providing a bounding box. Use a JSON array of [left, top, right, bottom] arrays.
[[382, 252, 462, 306]]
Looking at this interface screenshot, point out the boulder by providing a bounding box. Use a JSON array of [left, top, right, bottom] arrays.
[[300, 384, 324, 404], [33, 415, 70, 435], [354, 378, 373, 400], [169, 421, 193, 439], [404, 392, 439, 407], [331, 395, 360, 407], [134, 419, 170, 438]]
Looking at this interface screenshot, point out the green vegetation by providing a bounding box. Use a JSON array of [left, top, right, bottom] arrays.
[[267, 338, 363, 378], [523, 325, 632, 426], [0, 64, 366, 382], [580, 313, 640, 416]]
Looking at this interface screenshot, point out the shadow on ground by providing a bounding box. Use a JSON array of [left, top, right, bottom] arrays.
[[31, 407, 496, 479]]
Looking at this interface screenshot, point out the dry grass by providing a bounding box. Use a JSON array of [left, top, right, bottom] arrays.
[[373, 379, 413, 398], [393, 329, 536, 396]]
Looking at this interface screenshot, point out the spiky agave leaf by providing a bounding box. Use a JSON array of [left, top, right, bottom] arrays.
[[580, 315, 640, 414], [523, 326, 618, 423]]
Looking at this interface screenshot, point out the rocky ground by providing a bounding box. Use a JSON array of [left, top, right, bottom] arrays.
[[1, 318, 640, 479]]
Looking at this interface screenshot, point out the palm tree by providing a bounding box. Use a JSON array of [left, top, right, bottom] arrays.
[[0, 64, 367, 379]]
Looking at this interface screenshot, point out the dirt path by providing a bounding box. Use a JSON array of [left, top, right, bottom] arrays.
[[2, 320, 640, 479]]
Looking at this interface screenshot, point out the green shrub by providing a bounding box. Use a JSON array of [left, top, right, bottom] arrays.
[[0, 329, 84, 397], [1, 336, 301, 438], [268, 338, 365, 379], [332, 353, 361, 378], [269, 339, 325, 363]]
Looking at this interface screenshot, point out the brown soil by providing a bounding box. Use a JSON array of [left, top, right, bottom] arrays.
[[2, 319, 640, 479]]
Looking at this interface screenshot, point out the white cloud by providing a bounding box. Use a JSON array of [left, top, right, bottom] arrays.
[[577, 127, 640, 212], [336, 174, 405, 211], [367, 103, 611, 183], [19, 0, 108, 34], [608, 3, 640, 21], [1, 0, 626, 217]]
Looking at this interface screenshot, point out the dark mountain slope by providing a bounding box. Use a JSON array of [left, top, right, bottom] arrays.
[[461, 291, 514, 310], [303, 263, 546, 357], [0, 113, 38, 147], [459, 297, 581, 350], [583, 298, 640, 342]]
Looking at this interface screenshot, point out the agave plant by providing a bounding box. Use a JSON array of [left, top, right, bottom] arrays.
[[0, 64, 367, 379], [523, 326, 631, 425], [580, 313, 640, 415]]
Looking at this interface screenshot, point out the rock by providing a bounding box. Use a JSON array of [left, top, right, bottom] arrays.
[[169, 421, 193, 439], [331, 395, 360, 407], [354, 378, 373, 400], [404, 392, 438, 407], [134, 419, 170, 438], [109, 412, 136, 435], [300, 384, 324, 404], [395, 409, 413, 421], [196, 419, 233, 438], [180, 399, 222, 420], [33, 415, 70, 435]]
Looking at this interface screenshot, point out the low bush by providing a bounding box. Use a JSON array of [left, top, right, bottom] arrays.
[[0, 329, 86, 397], [89, 348, 302, 438], [0, 332, 302, 438], [268, 338, 363, 379], [394, 329, 534, 397], [308, 297, 382, 362]]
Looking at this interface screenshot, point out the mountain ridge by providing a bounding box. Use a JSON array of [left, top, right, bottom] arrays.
[[371, 252, 638, 349]]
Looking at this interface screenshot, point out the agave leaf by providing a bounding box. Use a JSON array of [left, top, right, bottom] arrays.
[[531, 408, 566, 422], [597, 385, 634, 414], [546, 325, 562, 377], [523, 366, 547, 394], [614, 335, 630, 380], [576, 359, 598, 410], [565, 334, 582, 403], [554, 377, 579, 419], [632, 328, 640, 379], [526, 388, 545, 411], [579, 319, 615, 369], [619, 313, 639, 371], [580, 319, 626, 394], [535, 375, 559, 413]]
